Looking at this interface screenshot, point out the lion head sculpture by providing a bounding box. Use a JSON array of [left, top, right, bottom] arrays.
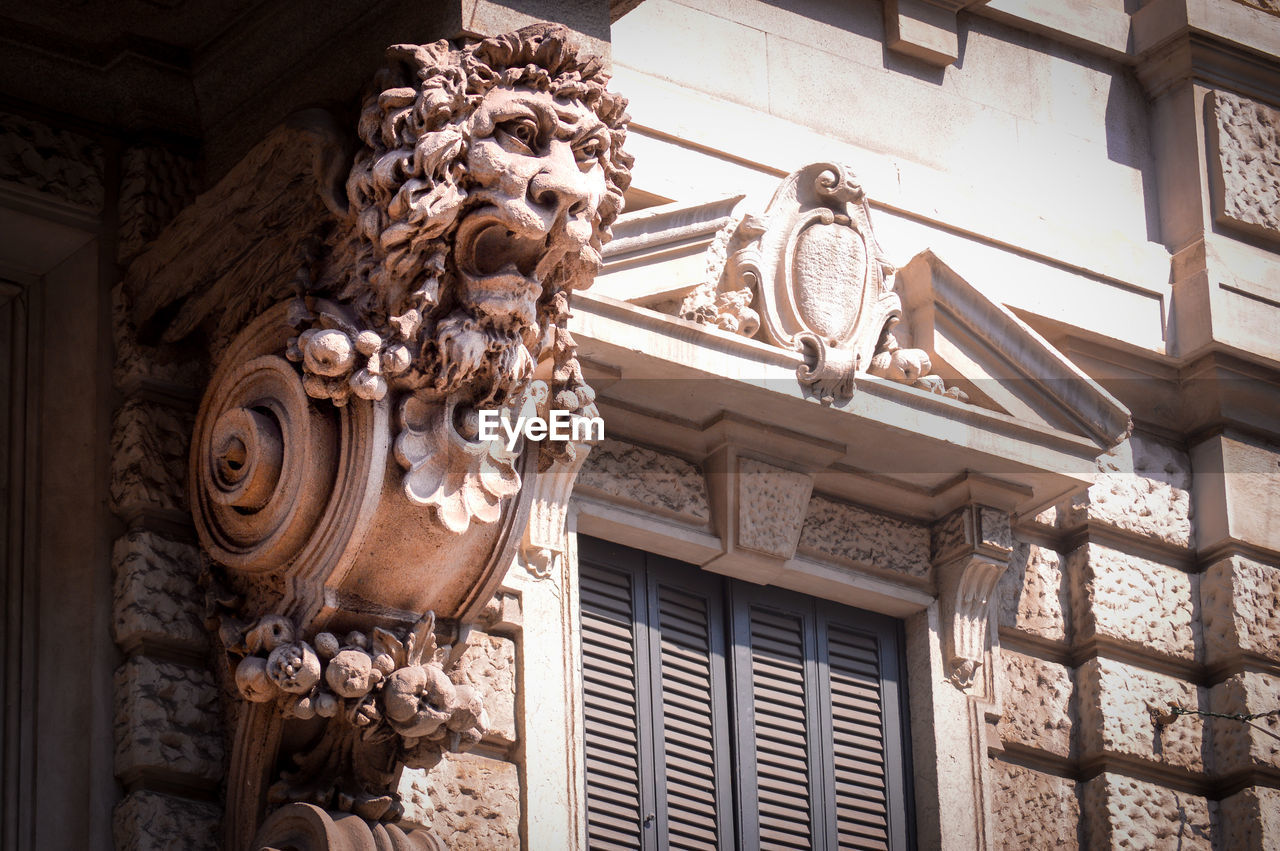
[[314, 23, 632, 410]]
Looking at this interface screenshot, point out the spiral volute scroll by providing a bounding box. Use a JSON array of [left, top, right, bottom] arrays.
[[190, 302, 386, 595]]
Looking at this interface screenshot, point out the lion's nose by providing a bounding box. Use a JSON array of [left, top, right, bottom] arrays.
[[527, 142, 591, 222]]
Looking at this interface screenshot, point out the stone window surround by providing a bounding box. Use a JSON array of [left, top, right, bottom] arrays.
[[518, 474, 1004, 851]]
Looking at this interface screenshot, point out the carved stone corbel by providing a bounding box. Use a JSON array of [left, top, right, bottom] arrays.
[[931, 505, 1013, 690], [124, 23, 632, 849]]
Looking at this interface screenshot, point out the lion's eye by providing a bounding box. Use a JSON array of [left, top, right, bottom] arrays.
[[576, 137, 604, 161], [500, 118, 539, 150]]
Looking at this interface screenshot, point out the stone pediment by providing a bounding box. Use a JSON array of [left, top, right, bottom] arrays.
[[595, 164, 1131, 456]]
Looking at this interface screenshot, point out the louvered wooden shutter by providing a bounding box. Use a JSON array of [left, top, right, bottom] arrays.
[[580, 545, 650, 850], [580, 541, 735, 850], [580, 538, 912, 851], [732, 586, 911, 851]]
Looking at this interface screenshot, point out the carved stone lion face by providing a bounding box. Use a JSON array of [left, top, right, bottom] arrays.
[[332, 24, 631, 409], [454, 87, 609, 329]]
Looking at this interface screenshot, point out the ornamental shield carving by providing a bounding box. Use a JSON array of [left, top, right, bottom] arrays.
[[726, 162, 900, 376]]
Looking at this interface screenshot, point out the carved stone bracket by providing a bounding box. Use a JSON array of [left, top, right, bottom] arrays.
[[932, 505, 1013, 690], [125, 22, 634, 849], [521, 426, 596, 579]]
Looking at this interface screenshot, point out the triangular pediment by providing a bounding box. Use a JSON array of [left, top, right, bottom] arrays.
[[595, 178, 1131, 454], [891, 249, 1131, 449]]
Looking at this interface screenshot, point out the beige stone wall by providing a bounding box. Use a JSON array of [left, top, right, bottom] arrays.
[[994, 430, 1280, 849]]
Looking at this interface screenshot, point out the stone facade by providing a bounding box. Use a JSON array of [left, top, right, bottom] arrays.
[[4, 1, 1280, 849]]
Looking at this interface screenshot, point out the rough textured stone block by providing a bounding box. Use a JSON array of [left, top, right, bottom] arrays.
[[1201, 555, 1280, 666], [112, 531, 206, 653], [112, 284, 204, 393], [1208, 671, 1280, 776], [990, 760, 1078, 850], [1217, 786, 1280, 851], [998, 541, 1066, 642], [798, 494, 931, 579], [576, 438, 710, 523], [1067, 434, 1191, 548], [997, 649, 1073, 757], [1211, 90, 1280, 242], [110, 398, 192, 519], [450, 631, 516, 747], [398, 753, 519, 849], [1069, 544, 1199, 661], [1081, 773, 1213, 850], [114, 656, 224, 785], [113, 790, 220, 851], [1078, 658, 1205, 773]]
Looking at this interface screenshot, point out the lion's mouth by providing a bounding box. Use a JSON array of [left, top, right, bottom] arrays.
[[456, 215, 548, 280]]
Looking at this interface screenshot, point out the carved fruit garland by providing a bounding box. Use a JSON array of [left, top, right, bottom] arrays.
[[227, 611, 488, 821]]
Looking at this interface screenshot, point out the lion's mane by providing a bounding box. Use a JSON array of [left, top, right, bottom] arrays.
[[328, 24, 632, 406]]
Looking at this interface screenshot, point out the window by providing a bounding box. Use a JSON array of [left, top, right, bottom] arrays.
[[579, 538, 914, 850]]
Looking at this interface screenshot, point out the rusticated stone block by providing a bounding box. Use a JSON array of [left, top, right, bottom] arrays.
[[1201, 555, 1280, 666], [736, 458, 811, 558], [113, 790, 220, 851], [998, 649, 1073, 757], [1066, 434, 1191, 548], [1078, 658, 1205, 773], [576, 438, 710, 523], [112, 284, 204, 393], [112, 531, 206, 654], [110, 399, 192, 519], [1069, 544, 1199, 661], [398, 752, 519, 849], [1208, 671, 1280, 776], [990, 760, 1078, 850], [1211, 90, 1280, 242], [1217, 786, 1280, 851], [114, 656, 223, 786], [798, 494, 931, 579], [450, 631, 516, 746], [1081, 772, 1213, 850], [0, 111, 104, 209], [998, 541, 1066, 642]]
